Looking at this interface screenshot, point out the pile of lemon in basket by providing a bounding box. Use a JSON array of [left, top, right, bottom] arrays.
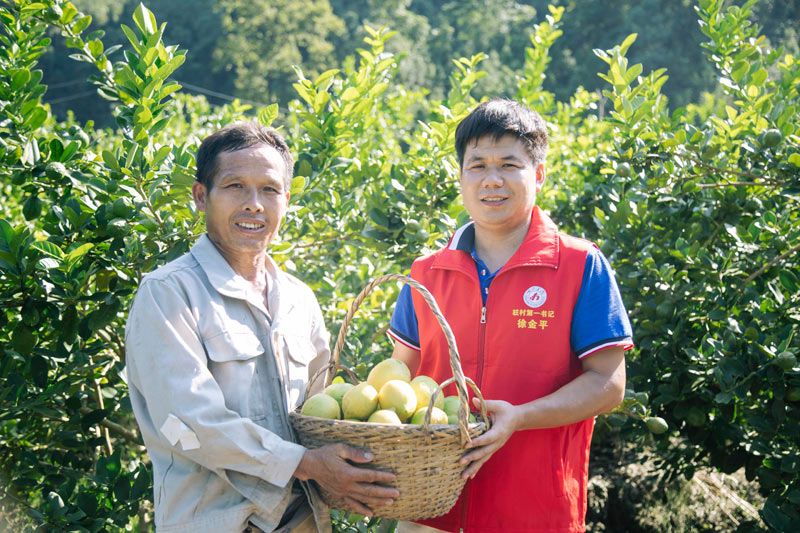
[[300, 359, 477, 425]]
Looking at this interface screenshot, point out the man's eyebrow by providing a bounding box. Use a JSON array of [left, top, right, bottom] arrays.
[[216, 170, 284, 182], [465, 153, 524, 163]]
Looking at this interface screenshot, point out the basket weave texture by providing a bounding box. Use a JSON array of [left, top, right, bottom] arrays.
[[289, 273, 489, 521]]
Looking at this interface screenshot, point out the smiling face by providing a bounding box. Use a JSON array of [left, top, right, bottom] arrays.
[[460, 134, 545, 236], [192, 144, 289, 269]]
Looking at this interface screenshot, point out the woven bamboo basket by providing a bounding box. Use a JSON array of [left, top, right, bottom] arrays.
[[289, 273, 489, 521]]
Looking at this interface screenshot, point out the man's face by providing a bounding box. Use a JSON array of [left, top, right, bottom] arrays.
[[192, 144, 289, 261], [460, 134, 545, 234]]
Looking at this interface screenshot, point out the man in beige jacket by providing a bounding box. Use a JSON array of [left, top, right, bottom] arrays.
[[126, 122, 398, 532]]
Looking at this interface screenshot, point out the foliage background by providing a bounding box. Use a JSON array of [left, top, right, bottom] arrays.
[[38, 0, 800, 126], [0, 0, 798, 531]]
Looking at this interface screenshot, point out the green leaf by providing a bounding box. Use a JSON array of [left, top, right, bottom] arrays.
[[87, 39, 103, 58], [619, 33, 637, 56], [134, 105, 153, 124], [22, 138, 40, 165], [731, 60, 748, 83], [72, 14, 92, 35], [30, 355, 48, 388], [750, 67, 768, 87], [290, 176, 306, 195], [49, 138, 64, 160], [788, 153, 800, 167], [761, 501, 789, 530], [152, 145, 172, 166], [171, 167, 195, 187], [158, 82, 182, 100], [11, 69, 31, 91], [152, 55, 185, 81], [715, 392, 733, 404], [342, 87, 360, 102], [133, 3, 156, 36], [779, 269, 798, 293], [314, 68, 339, 87], [23, 106, 47, 130], [0, 218, 14, 248], [102, 150, 120, 172], [64, 243, 94, 268], [624, 63, 642, 84], [131, 469, 151, 499], [21, 3, 46, 16], [258, 104, 279, 127], [120, 24, 142, 54]]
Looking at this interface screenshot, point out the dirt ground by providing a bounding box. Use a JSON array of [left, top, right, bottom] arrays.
[[586, 437, 767, 532]]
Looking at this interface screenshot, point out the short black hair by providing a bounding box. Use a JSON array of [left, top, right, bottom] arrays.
[[195, 121, 293, 191], [455, 99, 548, 168]]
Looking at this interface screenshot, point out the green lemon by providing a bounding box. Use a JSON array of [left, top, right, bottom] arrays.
[[687, 407, 706, 427], [442, 396, 461, 416], [45, 162, 69, 181], [22, 195, 43, 221], [410, 375, 443, 411], [776, 352, 797, 371], [322, 382, 354, 409], [342, 383, 379, 420], [12, 325, 38, 354], [367, 409, 402, 424], [410, 406, 448, 425], [378, 380, 417, 420], [107, 218, 129, 238], [301, 393, 341, 419], [60, 305, 79, 344], [367, 358, 411, 391], [761, 129, 782, 149], [645, 417, 668, 434], [112, 198, 134, 218], [405, 219, 421, 232]]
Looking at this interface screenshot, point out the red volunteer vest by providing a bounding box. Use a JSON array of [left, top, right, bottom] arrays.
[[410, 207, 594, 533]]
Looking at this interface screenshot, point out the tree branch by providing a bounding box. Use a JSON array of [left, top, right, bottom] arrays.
[[79, 407, 144, 450], [696, 181, 780, 189], [93, 382, 114, 456], [672, 152, 778, 182], [744, 242, 800, 284]]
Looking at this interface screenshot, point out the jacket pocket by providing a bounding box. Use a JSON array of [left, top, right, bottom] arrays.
[[279, 334, 319, 408], [204, 329, 266, 418], [205, 329, 264, 362]]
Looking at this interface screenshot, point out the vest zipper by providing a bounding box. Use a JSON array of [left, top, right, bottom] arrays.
[[476, 305, 487, 392], [462, 301, 488, 531]]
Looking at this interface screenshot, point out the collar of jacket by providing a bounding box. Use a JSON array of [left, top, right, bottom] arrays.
[[433, 206, 560, 274], [189, 234, 294, 317]]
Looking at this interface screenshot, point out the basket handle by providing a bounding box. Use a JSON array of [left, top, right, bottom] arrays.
[[307, 273, 477, 445], [424, 376, 490, 439]]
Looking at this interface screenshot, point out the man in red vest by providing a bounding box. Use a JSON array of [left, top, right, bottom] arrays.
[[387, 99, 633, 532]]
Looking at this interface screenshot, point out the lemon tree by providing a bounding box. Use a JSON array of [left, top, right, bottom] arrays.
[[1, 1, 798, 531]]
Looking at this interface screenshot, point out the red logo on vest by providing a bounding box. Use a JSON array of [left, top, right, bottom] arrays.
[[523, 286, 547, 308]]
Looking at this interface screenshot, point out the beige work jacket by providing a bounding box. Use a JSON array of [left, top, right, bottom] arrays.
[[125, 234, 331, 532]]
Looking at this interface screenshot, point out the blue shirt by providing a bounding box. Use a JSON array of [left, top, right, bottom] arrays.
[[389, 244, 632, 358]]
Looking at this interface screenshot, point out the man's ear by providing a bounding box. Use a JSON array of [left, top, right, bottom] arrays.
[[192, 181, 207, 212], [535, 163, 546, 191]]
